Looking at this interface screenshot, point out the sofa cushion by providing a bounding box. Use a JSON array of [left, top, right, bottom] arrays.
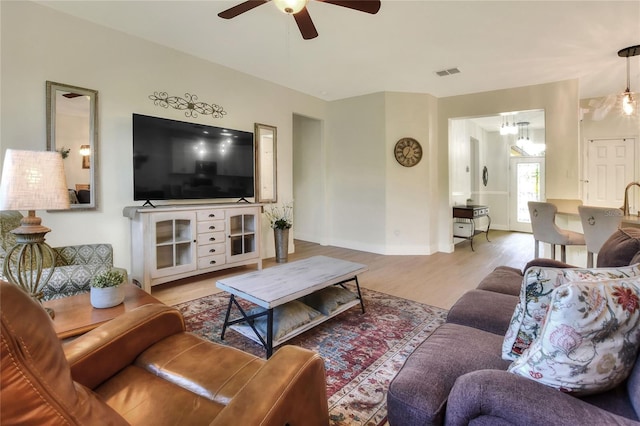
[[447, 289, 518, 336], [475, 266, 523, 296], [387, 323, 510, 426], [597, 228, 640, 268], [502, 264, 640, 361], [508, 278, 640, 395]]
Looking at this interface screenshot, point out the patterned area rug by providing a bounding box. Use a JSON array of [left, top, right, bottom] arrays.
[[174, 285, 447, 426]]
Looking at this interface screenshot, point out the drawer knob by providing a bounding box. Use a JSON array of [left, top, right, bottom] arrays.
[[209, 237, 216, 241], [209, 248, 216, 253], [209, 225, 215, 230], [209, 214, 215, 217], [210, 260, 216, 265]]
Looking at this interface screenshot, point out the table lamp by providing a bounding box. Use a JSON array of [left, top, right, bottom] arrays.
[[0, 149, 70, 317]]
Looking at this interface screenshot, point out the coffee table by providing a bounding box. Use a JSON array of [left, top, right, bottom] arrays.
[[42, 283, 161, 339], [217, 255, 368, 357]]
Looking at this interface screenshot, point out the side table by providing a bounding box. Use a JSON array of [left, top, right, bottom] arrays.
[[453, 205, 491, 251], [42, 283, 162, 339]]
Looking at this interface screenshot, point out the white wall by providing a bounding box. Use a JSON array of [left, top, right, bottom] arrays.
[[1, 1, 326, 271], [293, 114, 325, 244], [384, 92, 437, 254], [1, 2, 596, 269], [325, 93, 387, 253]]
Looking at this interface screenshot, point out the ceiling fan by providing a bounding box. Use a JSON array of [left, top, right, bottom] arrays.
[[218, 0, 381, 40]]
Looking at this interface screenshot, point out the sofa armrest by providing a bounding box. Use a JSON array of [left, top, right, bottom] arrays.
[[446, 370, 638, 426], [523, 258, 577, 272], [211, 345, 329, 426], [64, 304, 185, 389]]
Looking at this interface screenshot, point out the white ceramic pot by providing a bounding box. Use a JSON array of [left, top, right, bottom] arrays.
[[90, 284, 125, 309]]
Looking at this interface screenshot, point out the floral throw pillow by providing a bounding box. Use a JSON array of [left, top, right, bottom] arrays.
[[508, 278, 640, 395], [502, 264, 640, 361]]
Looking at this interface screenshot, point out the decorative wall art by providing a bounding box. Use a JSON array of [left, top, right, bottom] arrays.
[[148, 91, 227, 119]]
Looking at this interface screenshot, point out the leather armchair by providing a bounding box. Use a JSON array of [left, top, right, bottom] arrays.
[[1, 281, 329, 425]]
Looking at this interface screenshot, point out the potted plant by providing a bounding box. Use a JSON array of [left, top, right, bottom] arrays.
[[90, 269, 125, 308], [264, 202, 293, 263]]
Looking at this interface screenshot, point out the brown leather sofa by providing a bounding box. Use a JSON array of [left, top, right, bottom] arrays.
[[1, 281, 329, 425]]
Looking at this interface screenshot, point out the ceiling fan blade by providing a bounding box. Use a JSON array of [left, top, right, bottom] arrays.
[[218, 0, 268, 19], [293, 8, 318, 40], [320, 0, 381, 14]]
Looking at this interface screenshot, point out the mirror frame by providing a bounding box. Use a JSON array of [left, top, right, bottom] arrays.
[[46, 81, 99, 210], [254, 123, 277, 203]]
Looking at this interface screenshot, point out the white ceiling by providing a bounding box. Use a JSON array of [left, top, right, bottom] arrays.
[[37, 0, 640, 104]]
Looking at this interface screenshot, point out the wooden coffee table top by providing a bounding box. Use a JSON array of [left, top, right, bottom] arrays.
[[42, 283, 162, 339], [216, 255, 368, 309]]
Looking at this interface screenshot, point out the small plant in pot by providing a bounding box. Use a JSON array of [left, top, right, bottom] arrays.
[[90, 269, 125, 309]]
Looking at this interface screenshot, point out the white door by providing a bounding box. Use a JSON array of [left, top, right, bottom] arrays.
[[509, 157, 545, 232], [584, 138, 635, 208]]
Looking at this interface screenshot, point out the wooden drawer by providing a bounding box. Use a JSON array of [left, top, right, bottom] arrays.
[[198, 242, 226, 258], [197, 231, 226, 246], [198, 253, 226, 269], [196, 209, 225, 221], [197, 220, 225, 234]]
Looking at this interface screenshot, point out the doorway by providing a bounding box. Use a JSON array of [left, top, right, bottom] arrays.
[[509, 157, 545, 232], [450, 109, 545, 233], [583, 138, 636, 209]]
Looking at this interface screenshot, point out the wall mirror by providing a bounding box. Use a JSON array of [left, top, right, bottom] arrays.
[[46, 81, 98, 210], [254, 123, 277, 203]]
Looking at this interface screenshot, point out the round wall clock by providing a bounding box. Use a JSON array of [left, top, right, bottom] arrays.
[[394, 137, 422, 167]]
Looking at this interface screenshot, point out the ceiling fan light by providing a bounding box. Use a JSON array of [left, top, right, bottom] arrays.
[[273, 0, 308, 14]]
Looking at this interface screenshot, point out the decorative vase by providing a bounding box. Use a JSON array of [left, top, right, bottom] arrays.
[[90, 284, 125, 309], [274, 228, 289, 263]]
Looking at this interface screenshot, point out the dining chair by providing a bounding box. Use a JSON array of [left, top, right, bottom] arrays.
[[578, 205, 623, 267], [528, 201, 585, 263]]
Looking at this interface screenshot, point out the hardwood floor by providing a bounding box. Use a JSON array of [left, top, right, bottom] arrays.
[[152, 230, 534, 310]]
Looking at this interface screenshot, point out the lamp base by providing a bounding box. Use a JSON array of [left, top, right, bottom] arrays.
[[3, 210, 57, 319]]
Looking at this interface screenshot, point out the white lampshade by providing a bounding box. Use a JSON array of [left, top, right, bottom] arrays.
[[0, 149, 70, 211]]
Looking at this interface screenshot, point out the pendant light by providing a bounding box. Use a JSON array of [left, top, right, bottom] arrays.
[[500, 115, 508, 135], [618, 45, 640, 116]]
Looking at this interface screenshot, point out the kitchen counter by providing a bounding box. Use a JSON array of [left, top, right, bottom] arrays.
[[622, 215, 640, 227]]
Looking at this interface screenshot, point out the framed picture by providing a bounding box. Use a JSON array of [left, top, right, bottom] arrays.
[[254, 123, 277, 203], [82, 155, 90, 169]]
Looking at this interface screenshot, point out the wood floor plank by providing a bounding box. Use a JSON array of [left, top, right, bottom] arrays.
[[152, 230, 534, 310]]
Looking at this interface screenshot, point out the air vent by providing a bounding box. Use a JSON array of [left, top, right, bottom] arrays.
[[435, 67, 461, 77]]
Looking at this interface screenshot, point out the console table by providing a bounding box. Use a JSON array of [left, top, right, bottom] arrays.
[[123, 203, 262, 293], [452, 205, 491, 251]]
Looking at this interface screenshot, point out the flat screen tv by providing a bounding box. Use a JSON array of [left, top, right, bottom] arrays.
[[132, 114, 254, 203]]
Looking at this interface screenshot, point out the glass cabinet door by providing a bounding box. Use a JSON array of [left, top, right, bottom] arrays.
[[151, 212, 197, 278], [227, 211, 258, 262]]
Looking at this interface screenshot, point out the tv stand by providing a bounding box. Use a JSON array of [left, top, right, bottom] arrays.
[[236, 197, 251, 203], [142, 200, 156, 208], [122, 203, 262, 293]]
